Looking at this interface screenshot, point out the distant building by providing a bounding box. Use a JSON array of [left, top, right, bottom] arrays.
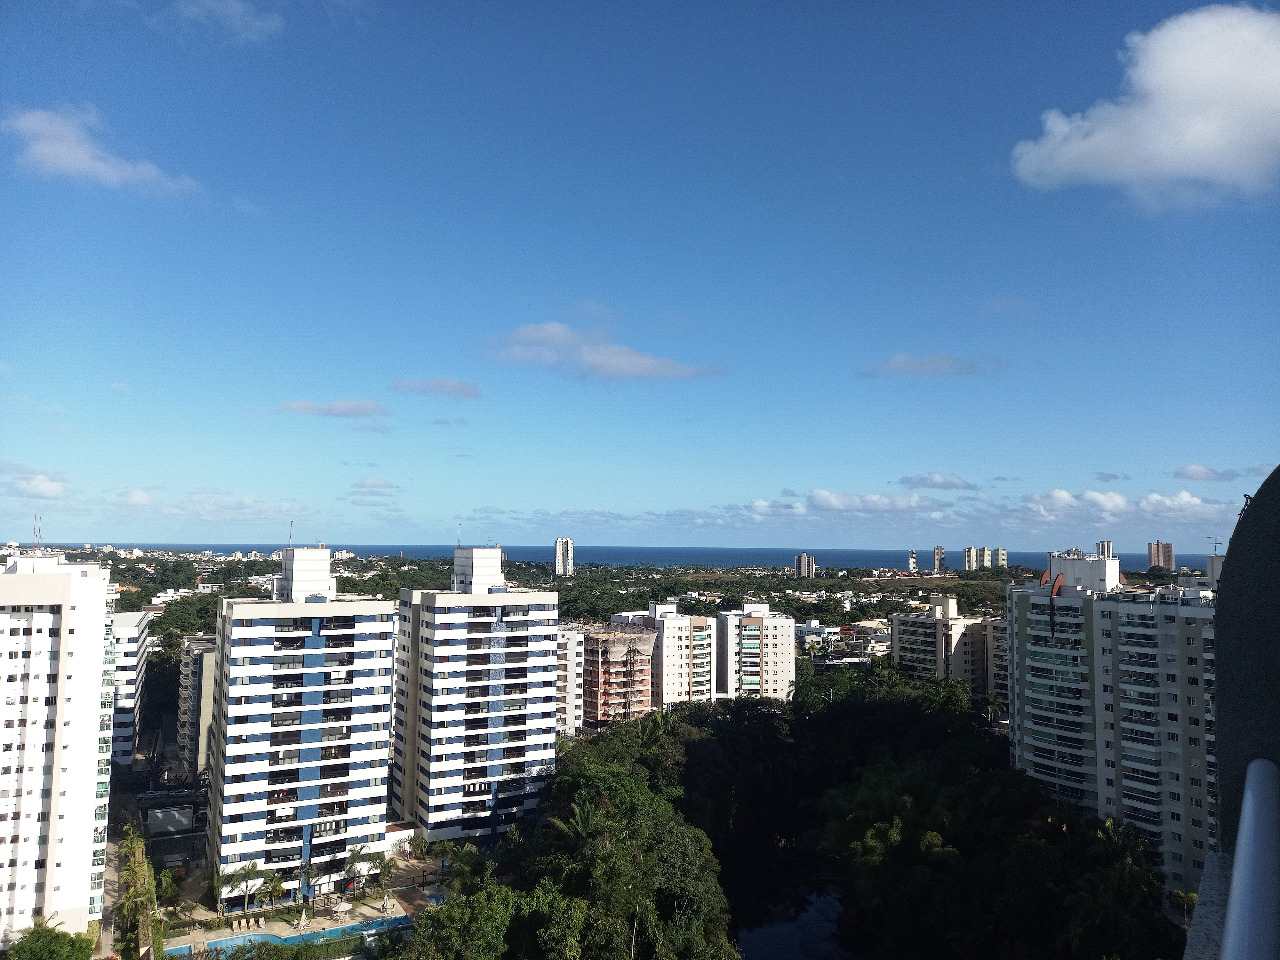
[[0, 553, 116, 939], [993, 547, 1008, 568], [584, 626, 657, 725], [963, 546, 1000, 571], [554, 538, 574, 577], [556, 630, 585, 737], [176, 637, 216, 782], [1096, 540, 1114, 559], [1148, 540, 1175, 570], [613, 603, 716, 709], [890, 595, 1003, 697], [111, 611, 151, 766], [963, 547, 978, 571], [933, 546, 946, 573], [795, 553, 817, 578], [907, 549, 917, 574], [717, 603, 796, 700]]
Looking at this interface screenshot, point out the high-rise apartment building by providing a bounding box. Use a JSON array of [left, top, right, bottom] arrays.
[[933, 546, 946, 573], [963, 547, 978, 571], [794, 553, 817, 579], [176, 637, 216, 782], [889, 595, 1004, 697], [554, 538, 574, 578], [583, 626, 657, 725], [1148, 540, 1175, 570], [110, 611, 150, 766], [207, 548, 396, 909], [962, 547, 1000, 571], [0, 553, 116, 941], [907, 549, 917, 574], [1007, 548, 1218, 892], [716, 604, 796, 700], [994, 547, 1008, 568], [556, 629, 585, 737], [390, 548, 558, 842], [613, 602, 716, 709]]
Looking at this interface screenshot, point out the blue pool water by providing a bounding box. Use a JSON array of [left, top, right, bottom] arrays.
[[163, 913, 414, 955]]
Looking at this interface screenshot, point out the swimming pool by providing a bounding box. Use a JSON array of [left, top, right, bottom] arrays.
[[163, 913, 414, 955]]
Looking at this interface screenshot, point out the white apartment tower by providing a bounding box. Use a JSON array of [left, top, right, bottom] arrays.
[[1007, 548, 1218, 892], [110, 611, 150, 766], [554, 539, 574, 578], [556, 630, 585, 737], [933, 546, 946, 573], [907, 550, 917, 574], [390, 548, 558, 841], [716, 604, 796, 700], [0, 553, 116, 942], [207, 548, 396, 910], [612, 603, 716, 709], [890, 595, 1004, 697], [176, 637, 216, 782]]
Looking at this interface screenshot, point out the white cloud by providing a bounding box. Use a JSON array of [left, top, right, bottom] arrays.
[[2, 107, 199, 194], [1094, 471, 1130, 482], [1021, 487, 1234, 526], [392, 378, 480, 399], [1247, 463, 1277, 477], [122, 489, 152, 506], [161, 491, 301, 525], [1175, 463, 1241, 481], [1137, 490, 1230, 522], [353, 477, 396, 490], [900, 472, 977, 491], [279, 398, 386, 418], [747, 498, 808, 518], [870, 353, 986, 377], [169, 0, 283, 42], [8, 475, 65, 500], [807, 489, 945, 514], [501, 323, 706, 380], [1013, 5, 1280, 202]]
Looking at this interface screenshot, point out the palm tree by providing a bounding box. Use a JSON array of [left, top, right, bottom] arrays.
[[364, 852, 391, 893], [1170, 889, 1198, 928], [344, 844, 369, 896], [296, 860, 316, 905], [407, 833, 430, 862], [258, 872, 286, 911], [209, 866, 233, 916], [234, 860, 262, 915]]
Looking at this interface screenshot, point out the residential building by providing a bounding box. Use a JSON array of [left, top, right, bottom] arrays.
[[613, 602, 715, 709], [795, 553, 817, 579], [390, 548, 558, 842], [717, 604, 796, 700], [583, 626, 656, 725], [1007, 548, 1218, 892], [206, 548, 396, 910], [0, 553, 116, 941], [933, 546, 946, 573], [907, 550, 917, 574], [110, 611, 151, 766], [554, 538, 574, 578], [963, 547, 978, 571], [556, 629, 585, 737], [962, 547, 1000, 571], [176, 637, 216, 782], [796, 619, 841, 651], [889, 595, 1001, 696], [1149, 540, 1176, 570], [994, 547, 1008, 568]]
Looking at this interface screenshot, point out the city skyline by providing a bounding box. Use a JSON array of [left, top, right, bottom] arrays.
[[3, 2, 1277, 547]]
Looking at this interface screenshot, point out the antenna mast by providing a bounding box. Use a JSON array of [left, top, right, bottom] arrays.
[[288, 520, 294, 548], [33, 515, 42, 549]]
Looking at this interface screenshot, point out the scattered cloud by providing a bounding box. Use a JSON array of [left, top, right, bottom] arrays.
[[868, 353, 989, 377], [1247, 463, 1277, 477], [120, 489, 153, 506], [168, 0, 284, 42], [279, 398, 386, 418], [1094, 472, 1132, 482], [990, 476, 1020, 483], [352, 477, 396, 491], [2, 106, 199, 194], [393, 378, 480, 399], [160, 490, 302, 525], [501, 323, 708, 380], [1020, 487, 1234, 526], [900, 472, 977, 491], [1175, 463, 1240, 482], [747, 498, 808, 518], [8, 475, 65, 500], [1012, 5, 1280, 204], [808, 490, 946, 514]]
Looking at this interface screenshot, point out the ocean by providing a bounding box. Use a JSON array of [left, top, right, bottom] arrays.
[[69, 543, 1211, 573]]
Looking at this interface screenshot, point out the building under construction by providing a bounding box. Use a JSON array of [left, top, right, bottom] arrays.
[[583, 625, 657, 727]]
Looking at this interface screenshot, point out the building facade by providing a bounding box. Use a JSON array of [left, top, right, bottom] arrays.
[[613, 603, 715, 709], [110, 611, 150, 766], [794, 554, 817, 579], [907, 549, 917, 574], [1148, 540, 1176, 570], [556, 629, 584, 737], [0, 553, 116, 941], [933, 546, 946, 573], [1007, 549, 1218, 892], [716, 604, 796, 700], [583, 626, 656, 725], [889, 595, 1001, 697], [176, 637, 216, 782], [554, 538, 574, 578], [206, 548, 396, 910], [390, 548, 558, 842]]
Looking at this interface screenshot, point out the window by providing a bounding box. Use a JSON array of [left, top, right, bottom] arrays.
[[1169, 791, 1181, 801], [1167, 732, 1179, 742]]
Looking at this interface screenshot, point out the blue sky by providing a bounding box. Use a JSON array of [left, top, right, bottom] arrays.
[[1, 0, 1276, 550]]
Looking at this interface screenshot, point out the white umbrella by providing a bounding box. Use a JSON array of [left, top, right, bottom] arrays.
[[334, 901, 353, 915]]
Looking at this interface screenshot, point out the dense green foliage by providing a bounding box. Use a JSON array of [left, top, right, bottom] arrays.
[[0, 921, 94, 960]]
